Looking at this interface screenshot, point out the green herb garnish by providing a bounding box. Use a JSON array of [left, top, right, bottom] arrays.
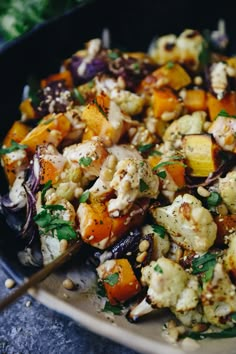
[[41, 180, 52, 203], [108, 51, 120, 60], [103, 273, 119, 286], [157, 171, 167, 179], [217, 109, 236, 119], [0, 140, 28, 155], [79, 156, 92, 167], [151, 224, 166, 239], [192, 253, 217, 282], [184, 326, 236, 340], [41, 117, 55, 125], [78, 190, 90, 203], [94, 98, 107, 118], [198, 39, 210, 66], [149, 150, 163, 156], [153, 160, 186, 171], [137, 143, 154, 153], [33, 205, 77, 241], [139, 179, 149, 192], [73, 88, 85, 105], [166, 61, 174, 69], [207, 192, 222, 208], [154, 264, 163, 273], [103, 301, 123, 315]]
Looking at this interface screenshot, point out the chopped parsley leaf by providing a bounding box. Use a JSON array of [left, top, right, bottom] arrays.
[[0, 140, 28, 155], [33, 204, 77, 241], [79, 156, 92, 167], [153, 160, 186, 171], [192, 253, 217, 282], [103, 301, 123, 315], [103, 273, 119, 286], [151, 224, 166, 238], [139, 179, 149, 192], [93, 98, 107, 118], [78, 190, 90, 203], [137, 143, 154, 153], [157, 170, 167, 179], [73, 88, 85, 105], [41, 180, 52, 202], [154, 264, 163, 273], [166, 61, 174, 69]]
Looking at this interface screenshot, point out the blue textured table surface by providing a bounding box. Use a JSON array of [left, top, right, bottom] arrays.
[[0, 266, 139, 354]]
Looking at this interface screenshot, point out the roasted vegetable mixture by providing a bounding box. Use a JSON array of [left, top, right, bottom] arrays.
[[2, 26, 236, 341]]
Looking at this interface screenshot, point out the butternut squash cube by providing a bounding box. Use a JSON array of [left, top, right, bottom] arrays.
[[183, 134, 221, 177]]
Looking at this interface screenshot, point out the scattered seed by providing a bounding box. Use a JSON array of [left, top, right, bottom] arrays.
[[62, 278, 75, 290], [25, 300, 31, 308], [60, 239, 68, 253], [139, 239, 150, 253], [5, 278, 15, 289], [136, 251, 147, 263], [197, 186, 210, 197]]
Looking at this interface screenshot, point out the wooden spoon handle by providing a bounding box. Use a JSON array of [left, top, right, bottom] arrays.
[[0, 239, 82, 311]]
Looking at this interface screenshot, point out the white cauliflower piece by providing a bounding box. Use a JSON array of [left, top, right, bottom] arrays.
[[201, 263, 236, 328], [218, 171, 236, 213], [224, 232, 236, 278], [63, 139, 108, 185], [209, 62, 228, 99], [150, 29, 204, 70], [37, 198, 76, 265], [141, 258, 199, 311], [208, 115, 236, 153], [142, 224, 170, 259], [172, 307, 206, 327], [108, 158, 159, 216], [110, 88, 144, 116], [95, 74, 144, 115], [149, 34, 178, 65], [163, 111, 206, 148], [151, 193, 217, 252]]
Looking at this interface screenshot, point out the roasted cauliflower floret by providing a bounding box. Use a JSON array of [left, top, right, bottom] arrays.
[[163, 111, 206, 148], [201, 263, 236, 328], [151, 194, 217, 252], [208, 115, 236, 153], [108, 158, 159, 216], [218, 171, 236, 213], [224, 232, 236, 280], [141, 258, 200, 311], [36, 197, 76, 265], [110, 89, 145, 116], [142, 224, 170, 260], [63, 139, 109, 185], [150, 29, 204, 71]]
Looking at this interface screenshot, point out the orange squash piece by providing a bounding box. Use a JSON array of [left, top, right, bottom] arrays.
[[183, 89, 207, 113], [3, 121, 31, 146], [165, 162, 186, 188], [183, 134, 221, 177], [139, 63, 191, 93], [78, 199, 149, 249], [1, 121, 31, 185], [97, 259, 141, 305], [19, 98, 37, 120], [21, 113, 71, 154], [81, 93, 121, 146], [207, 92, 236, 121], [152, 88, 182, 119], [40, 70, 73, 89]]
